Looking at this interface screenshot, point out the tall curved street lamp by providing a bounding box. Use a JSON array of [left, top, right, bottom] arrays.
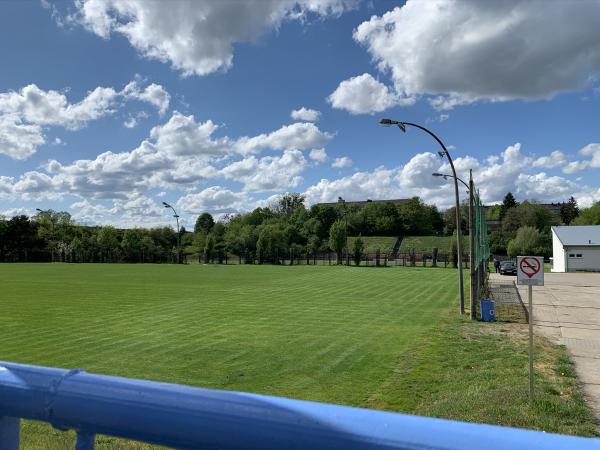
[[162, 202, 181, 264], [380, 119, 465, 315]]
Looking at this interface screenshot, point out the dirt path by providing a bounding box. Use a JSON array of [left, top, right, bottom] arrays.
[[493, 272, 600, 421]]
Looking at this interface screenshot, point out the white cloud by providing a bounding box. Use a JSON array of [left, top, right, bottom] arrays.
[[304, 142, 595, 210], [0, 79, 170, 159], [352, 0, 600, 109], [291, 107, 321, 122], [0, 84, 119, 130], [221, 150, 307, 192], [533, 150, 568, 169], [0, 114, 45, 159], [235, 122, 332, 154], [562, 160, 589, 174], [1, 112, 333, 204], [122, 80, 170, 115], [331, 156, 352, 168], [176, 186, 247, 214], [579, 143, 600, 168], [124, 117, 137, 128], [68, 0, 356, 77], [328, 73, 414, 114], [309, 148, 327, 163]]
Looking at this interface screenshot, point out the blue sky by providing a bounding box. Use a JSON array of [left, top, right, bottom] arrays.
[[1, 0, 599, 228]]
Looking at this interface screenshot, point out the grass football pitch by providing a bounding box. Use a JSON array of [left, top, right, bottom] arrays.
[[1, 264, 596, 448]]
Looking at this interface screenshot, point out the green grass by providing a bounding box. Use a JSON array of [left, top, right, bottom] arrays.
[[347, 236, 397, 254], [0, 264, 596, 448], [400, 236, 452, 253]]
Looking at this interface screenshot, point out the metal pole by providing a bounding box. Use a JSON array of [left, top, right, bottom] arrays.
[[175, 214, 181, 264], [469, 170, 476, 320], [528, 284, 534, 399]]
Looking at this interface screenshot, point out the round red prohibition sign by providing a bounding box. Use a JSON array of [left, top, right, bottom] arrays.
[[520, 257, 541, 278]]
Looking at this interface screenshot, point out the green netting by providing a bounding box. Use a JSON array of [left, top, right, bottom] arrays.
[[473, 187, 490, 265]]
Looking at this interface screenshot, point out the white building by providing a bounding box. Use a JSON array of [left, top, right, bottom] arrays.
[[551, 226, 600, 272]]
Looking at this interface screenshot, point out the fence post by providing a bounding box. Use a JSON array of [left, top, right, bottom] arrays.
[[0, 416, 19, 450]]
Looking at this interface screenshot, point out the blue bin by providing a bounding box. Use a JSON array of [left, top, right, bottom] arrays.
[[480, 300, 495, 322]]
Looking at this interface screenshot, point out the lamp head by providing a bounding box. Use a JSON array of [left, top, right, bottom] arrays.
[[36, 208, 43, 212], [432, 173, 443, 177], [379, 118, 406, 132], [162, 201, 170, 208]]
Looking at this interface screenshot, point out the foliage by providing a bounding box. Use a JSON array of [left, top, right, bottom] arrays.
[[499, 192, 518, 220], [194, 213, 215, 234], [572, 201, 600, 225], [560, 196, 579, 225], [328, 220, 347, 262], [204, 233, 216, 263], [352, 236, 364, 266], [273, 192, 306, 217], [488, 231, 513, 255], [502, 201, 559, 233], [507, 226, 544, 257], [256, 224, 287, 263]]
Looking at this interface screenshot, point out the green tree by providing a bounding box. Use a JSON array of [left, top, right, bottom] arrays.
[[499, 192, 518, 220], [96, 226, 119, 262], [328, 220, 346, 263], [256, 224, 287, 263], [121, 228, 144, 262], [274, 193, 305, 217], [502, 201, 559, 232], [507, 226, 543, 257], [352, 236, 364, 266], [204, 233, 216, 263], [194, 213, 215, 234], [573, 201, 600, 225], [560, 196, 579, 225]]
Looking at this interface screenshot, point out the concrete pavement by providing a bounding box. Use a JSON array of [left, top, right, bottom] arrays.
[[496, 272, 600, 419]]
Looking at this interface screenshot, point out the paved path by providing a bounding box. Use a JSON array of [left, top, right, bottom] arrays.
[[493, 272, 600, 419]]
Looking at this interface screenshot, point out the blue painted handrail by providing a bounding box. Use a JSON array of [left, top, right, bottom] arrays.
[[0, 360, 599, 450]]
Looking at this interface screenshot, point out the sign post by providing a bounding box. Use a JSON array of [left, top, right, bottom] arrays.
[[517, 256, 544, 400]]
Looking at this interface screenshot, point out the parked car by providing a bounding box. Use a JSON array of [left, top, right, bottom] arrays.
[[499, 260, 517, 275]]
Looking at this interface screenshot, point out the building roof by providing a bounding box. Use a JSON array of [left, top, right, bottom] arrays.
[[316, 198, 410, 207], [552, 226, 600, 246]]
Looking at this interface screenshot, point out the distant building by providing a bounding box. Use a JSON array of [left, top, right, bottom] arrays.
[[316, 197, 410, 208], [551, 226, 600, 272]]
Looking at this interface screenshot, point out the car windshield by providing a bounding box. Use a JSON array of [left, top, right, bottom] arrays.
[[501, 261, 515, 267]]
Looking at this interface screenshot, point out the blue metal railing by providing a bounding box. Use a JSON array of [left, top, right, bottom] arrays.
[[1, 360, 599, 450]]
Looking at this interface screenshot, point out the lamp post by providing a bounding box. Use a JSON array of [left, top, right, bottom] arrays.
[[433, 171, 477, 319], [162, 202, 181, 264], [380, 119, 465, 314]]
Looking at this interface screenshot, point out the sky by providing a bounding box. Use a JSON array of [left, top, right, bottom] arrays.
[[1, 0, 600, 228]]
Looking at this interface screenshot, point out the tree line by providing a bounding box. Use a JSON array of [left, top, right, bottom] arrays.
[[2, 193, 596, 264], [0, 195, 445, 263]]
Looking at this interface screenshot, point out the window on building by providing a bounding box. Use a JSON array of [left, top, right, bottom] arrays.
[[569, 253, 575, 257], [576, 254, 583, 258]]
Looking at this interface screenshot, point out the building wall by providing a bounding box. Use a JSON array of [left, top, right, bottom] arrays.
[[564, 246, 600, 272], [551, 231, 566, 272]]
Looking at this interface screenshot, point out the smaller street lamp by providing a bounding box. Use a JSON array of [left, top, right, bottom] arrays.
[[163, 202, 181, 264], [433, 171, 479, 320]]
